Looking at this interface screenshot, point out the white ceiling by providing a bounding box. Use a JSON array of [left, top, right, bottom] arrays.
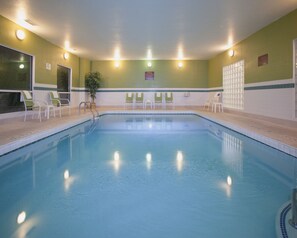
[[1, 0, 297, 60]]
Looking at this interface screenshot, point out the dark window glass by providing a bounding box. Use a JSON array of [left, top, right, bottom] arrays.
[[0, 45, 32, 113]]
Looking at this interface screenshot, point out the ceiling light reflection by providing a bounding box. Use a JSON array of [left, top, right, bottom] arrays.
[[218, 177, 233, 198], [17, 211, 26, 224], [146, 153, 152, 170], [112, 151, 121, 173], [227, 176, 232, 186], [176, 151, 184, 172], [146, 153, 152, 162], [114, 151, 120, 161], [64, 170, 70, 180]]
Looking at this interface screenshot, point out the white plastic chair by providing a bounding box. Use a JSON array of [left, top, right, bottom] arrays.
[[49, 91, 71, 117], [211, 92, 224, 113]]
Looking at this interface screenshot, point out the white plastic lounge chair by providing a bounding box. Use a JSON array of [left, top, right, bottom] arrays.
[[211, 92, 224, 113], [21, 90, 43, 122], [165, 92, 174, 109], [135, 92, 144, 108], [154, 92, 163, 109], [204, 92, 216, 110], [49, 91, 71, 117], [125, 92, 134, 109]]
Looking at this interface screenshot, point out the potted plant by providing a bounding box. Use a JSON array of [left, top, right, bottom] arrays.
[[85, 71, 102, 108]]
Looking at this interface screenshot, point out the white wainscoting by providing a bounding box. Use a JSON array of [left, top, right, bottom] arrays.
[[243, 79, 295, 121], [94, 89, 209, 107]]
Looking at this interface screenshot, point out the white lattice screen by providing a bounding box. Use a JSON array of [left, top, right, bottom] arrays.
[[223, 60, 244, 110]]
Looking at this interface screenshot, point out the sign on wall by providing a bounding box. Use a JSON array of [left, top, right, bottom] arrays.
[[145, 71, 154, 80]]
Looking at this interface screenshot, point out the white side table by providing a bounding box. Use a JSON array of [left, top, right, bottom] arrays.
[[212, 102, 223, 113], [45, 105, 55, 119]]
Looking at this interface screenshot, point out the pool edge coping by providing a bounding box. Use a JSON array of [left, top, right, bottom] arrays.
[[0, 110, 296, 158], [0, 116, 92, 156]]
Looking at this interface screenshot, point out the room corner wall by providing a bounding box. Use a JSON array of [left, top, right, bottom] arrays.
[[208, 8, 297, 121]]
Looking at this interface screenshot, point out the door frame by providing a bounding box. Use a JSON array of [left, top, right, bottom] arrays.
[[57, 64, 72, 102], [293, 39, 297, 120]]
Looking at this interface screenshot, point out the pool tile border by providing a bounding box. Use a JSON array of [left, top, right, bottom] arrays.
[[0, 110, 296, 158], [276, 201, 297, 238]]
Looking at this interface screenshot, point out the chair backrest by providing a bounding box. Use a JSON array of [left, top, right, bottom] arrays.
[[155, 92, 162, 103], [213, 92, 222, 103], [165, 92, 173, 102], [21, 90, 34, 108], [50, 91, 60, 106], [206, 92, 216, 102], [126, 92, 134, 103], [136, 92, 143, 102]]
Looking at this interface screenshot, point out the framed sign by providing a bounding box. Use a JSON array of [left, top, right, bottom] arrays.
[[258, 54, 268, 67], [145, 71, 154, 80]]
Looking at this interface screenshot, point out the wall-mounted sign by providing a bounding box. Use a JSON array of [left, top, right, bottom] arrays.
[[258, 54, 268, 67], [145, 71, 154, 80]]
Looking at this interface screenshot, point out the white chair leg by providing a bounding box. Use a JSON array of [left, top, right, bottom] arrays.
[[38, 108, 42, 122]]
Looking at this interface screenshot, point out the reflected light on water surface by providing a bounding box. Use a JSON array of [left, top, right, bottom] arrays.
[[64, 170, 70, 180], [14, 214, 39, 238], [146, 153, 152, 170], [218, 176, 233, 198], [176, 151, 184, 172], [63, 170, 76, 192], [111, 151, 121, 173], [227, 176, 232, 186], [17, 211, 26, 224]]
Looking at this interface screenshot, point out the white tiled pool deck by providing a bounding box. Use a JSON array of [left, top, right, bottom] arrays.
[[0, 106, 297, 157]]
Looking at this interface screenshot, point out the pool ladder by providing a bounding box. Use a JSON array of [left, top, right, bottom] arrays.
[[290, 188, 297, 229], [79, 101, 99, 120]]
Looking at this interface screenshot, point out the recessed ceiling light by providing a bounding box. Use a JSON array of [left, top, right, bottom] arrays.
[[24, 18, 37, 26]]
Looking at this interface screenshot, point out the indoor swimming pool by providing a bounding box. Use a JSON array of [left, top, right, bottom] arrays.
[[0, 114, 296, 238]]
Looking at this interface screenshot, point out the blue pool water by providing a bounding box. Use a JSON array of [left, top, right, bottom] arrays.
[[0, 114, 296, 238]]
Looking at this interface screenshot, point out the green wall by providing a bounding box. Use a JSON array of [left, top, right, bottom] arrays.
[[91, 60, 208, 88], [0, 15, 81, 88], [208, 8, 297, 88], [79, 58, 91, 88], [2, 6, 297, 91]]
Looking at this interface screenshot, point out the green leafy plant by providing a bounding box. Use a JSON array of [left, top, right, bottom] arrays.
[[85, 72, 102, 103]]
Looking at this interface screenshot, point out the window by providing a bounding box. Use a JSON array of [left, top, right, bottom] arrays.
[[0, 45, 33, 113], [222, 60, 244, 110]]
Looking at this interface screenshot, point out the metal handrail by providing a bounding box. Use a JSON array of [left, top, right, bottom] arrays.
[[79, 101, 99, 120]]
